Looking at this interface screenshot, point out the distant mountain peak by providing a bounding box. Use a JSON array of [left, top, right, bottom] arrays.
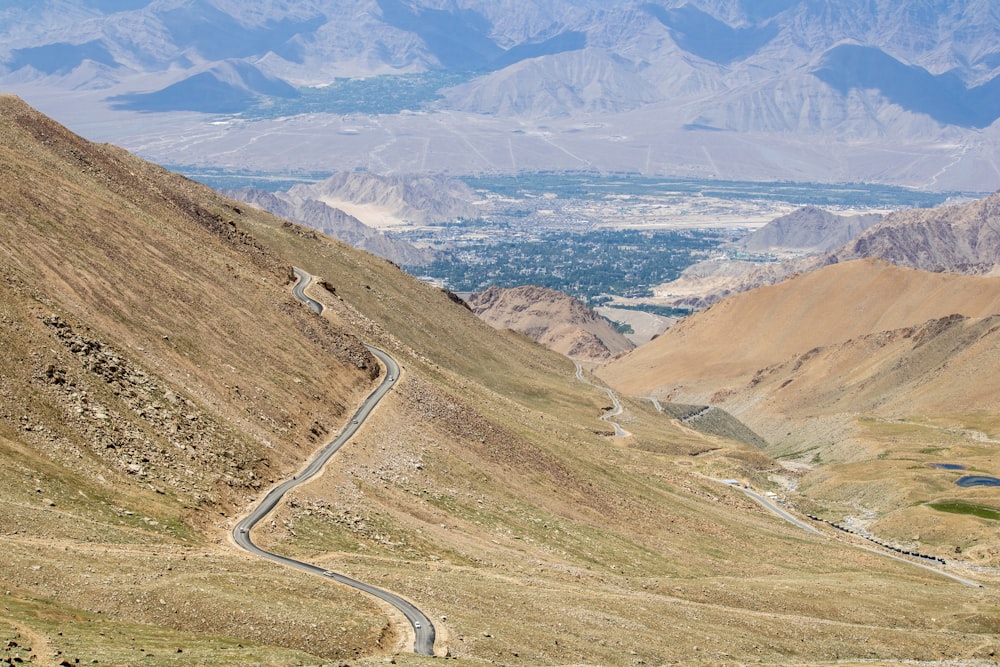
[[468, 285, 635, 361], [643, 3, 778, 64], [813, 43, 1000, 128]]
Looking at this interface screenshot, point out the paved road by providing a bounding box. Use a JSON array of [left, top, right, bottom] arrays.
[[713, 479, 822, 535], [711, 478, 983, 588], [575, 363, 629, 437], [291, 267, 323, 314], [232, 267, 436, 656]]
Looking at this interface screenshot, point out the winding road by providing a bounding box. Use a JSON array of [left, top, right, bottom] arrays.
[[711, 478, 983, 588], [713, 479, 821, 535], [575, 363, 629, 437], [232, 267, 436, 656]]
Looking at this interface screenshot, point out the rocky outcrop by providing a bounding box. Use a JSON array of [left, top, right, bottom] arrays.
[[831, 192, 1000, 274], [226, 186, 438, 266], [37, 314, 263, 504], [655, 193, 1000, 310], [731, 206, 883, 255], [467, 285, 634, 362], [290, 171, 478, 226]]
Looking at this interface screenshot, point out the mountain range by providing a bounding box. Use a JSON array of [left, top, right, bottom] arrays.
[[224, 185, 435, 266], [652, 195, 1000, 309], [4, 94, 999, 664], [3, 1, 1000, 188]]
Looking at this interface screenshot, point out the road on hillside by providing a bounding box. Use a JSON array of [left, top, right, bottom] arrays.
[[711, 478, 983, 588], [575, 363, 629, 437], [232, 267, 436, 656], [715, 479, 821, 535]]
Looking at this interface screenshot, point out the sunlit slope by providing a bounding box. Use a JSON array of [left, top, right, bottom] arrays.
[[602, 259, 1000, 397], [0, 95, 997, 665], [599, 256, 1000, 576], [0, 94, 399, 661], [240, 215, 1000, 660]]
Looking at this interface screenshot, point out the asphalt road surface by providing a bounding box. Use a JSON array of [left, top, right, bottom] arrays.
[[713, 478, 983, 588], [232, 267, 436, 655], [575, 363, 629, 437], [717, 480, 822, 535]]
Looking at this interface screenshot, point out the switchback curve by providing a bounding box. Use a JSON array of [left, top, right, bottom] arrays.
[[231, 267, 437, 656]]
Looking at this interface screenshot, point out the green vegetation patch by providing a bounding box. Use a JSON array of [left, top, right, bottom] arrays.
[[407, 228, 727, 301], [247, 71, 474, 119], [929, 501, 1000, 521]]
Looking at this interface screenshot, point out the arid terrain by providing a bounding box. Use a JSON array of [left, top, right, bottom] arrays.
[[601, 259, 1000, 572], [1, 94, 999, 667], [650, 194, 1000, 310], [467, 285, 635, 361]]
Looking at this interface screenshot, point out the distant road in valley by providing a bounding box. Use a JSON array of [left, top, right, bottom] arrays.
[[712, 478, 983, 589], [575, 363, 628, 437], [232, 267, 436, 656], [714, 479, 821, 535]]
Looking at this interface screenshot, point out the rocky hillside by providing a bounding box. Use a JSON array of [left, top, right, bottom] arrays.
[[467, 285, 635, 361], [286, 170, 479, 228], [226, 186, 437, 266], [0, 93, 395, 660], [831, 193, 1000, 273], [2, 95, 997, 665], [731, 206, 883, 255], [654, 192, 1000, 309], [225, 169, 478, 265], [612, 259, 1000, 398]]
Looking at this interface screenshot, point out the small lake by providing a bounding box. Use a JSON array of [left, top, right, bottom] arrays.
[[955, 475, 1000, 487], [930, 463, 966, 470]]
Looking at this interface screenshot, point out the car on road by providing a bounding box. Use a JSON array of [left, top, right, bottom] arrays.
[[415, 622, 421, 629]]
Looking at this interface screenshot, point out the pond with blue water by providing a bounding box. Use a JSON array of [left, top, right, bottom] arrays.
[[955, 475, 1000, 487]]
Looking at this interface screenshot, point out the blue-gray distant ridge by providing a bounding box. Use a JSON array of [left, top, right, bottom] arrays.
[[813, 44, 1000, 129], [643, 3, 777, 64], [8, 40, 117, 75]]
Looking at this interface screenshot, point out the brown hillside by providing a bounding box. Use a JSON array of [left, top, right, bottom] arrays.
[[604, 258, 1000, 397], [733, 205, 882, 254], [600, 258, 1000, 572], [832, 191, 1000, 273], [467, 285, 635, 361], [2, 96, 998, 665], [0, 93, 379, 506]]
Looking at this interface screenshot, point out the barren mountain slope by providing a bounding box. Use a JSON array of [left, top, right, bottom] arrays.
[[10, 2, 1000, 186], [0, 93, 393, 661], [610, 258, 1000, 397], [1, 97, 998, 665], [732, 206, 883, 254], [287, 171, 478, 228], [653, 192, 1000, 310], [226, 186, 437, 266], [467, 285, 635, 361], [652, 255, 822, 310], [600, 258, 1000, 570], [832, 191, 1000, 273]]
